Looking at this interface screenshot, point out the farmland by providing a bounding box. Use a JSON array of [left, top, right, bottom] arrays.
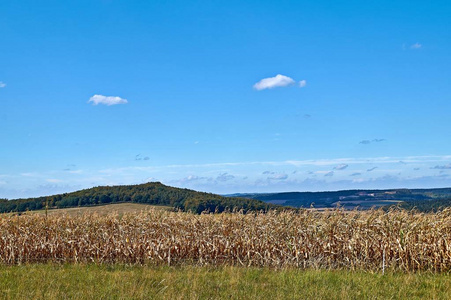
[[2, 206, 451, 298], [26, 202, 170, 217], [2, 207, 451, 271]]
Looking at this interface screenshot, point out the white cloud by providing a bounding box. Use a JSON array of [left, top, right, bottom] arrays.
[[299, 80, 307, 88], [352, 178, 366, 183], [0, 82, 6, 88], [268, 173, 288, 180], [410, 43, 422, 49], [253, 74, 295, 90], [88, 94, 128, 106], [68, 170, 83, 174], [182, 175, 203, 182], [21, 172, 37, 177]]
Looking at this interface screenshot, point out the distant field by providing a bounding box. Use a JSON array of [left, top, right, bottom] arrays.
[[1, 264, 451, 299], [25, 202, 171, 216]]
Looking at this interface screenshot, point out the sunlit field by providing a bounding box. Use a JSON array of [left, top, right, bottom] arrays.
[[2, 208, 451, 272]]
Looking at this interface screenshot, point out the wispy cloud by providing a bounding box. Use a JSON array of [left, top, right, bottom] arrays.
[[68, 170, 83, 174], [324, 171, 334, 177], [359, 139, 385, 145], [88, 94, 128, 106], [253, 74, 295, 90], [410, 43, 422, 49], [216, 173, 235, 182], [431, 164, 451, 170], [299, 80, 307, 88], [333, 164, 348, 170], [180, 175, 206, 182], [0, 82, 6, 88], [350, 172, 361, 176], [21, 172, 38, 177], [135, 154, 150, 161], [96, 155, 451, 174], [367, 167, 378, 172], [268, 173, 288, 180]]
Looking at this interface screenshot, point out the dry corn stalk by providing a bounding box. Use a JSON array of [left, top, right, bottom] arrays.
[[1, 208, 451, 271]]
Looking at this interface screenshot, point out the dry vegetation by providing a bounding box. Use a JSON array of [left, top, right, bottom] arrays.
[[1, 208, 451, 272]]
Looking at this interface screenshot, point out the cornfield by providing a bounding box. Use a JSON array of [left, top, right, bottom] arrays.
[[1, 208, 451, 271]]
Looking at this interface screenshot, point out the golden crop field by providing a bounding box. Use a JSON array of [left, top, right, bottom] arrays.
[[1, 208, 451, 272]]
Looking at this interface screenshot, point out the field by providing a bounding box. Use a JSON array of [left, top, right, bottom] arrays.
[[2, 207, 451, 271], [1, 264, 451, 299], [2, 207, 451, 298], [25, 202, 171, 216]]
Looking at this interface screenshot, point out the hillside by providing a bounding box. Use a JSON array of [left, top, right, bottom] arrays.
[[0, 182, 277, 214], [26, 202, 170, 216], [231, 188, 451, 211]]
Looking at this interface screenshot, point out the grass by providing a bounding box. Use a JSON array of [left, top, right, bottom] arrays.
[[24, 202, 171, 216], [0, 264, 451, 299]]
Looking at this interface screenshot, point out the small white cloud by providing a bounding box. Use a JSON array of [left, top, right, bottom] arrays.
[[88, 94, 128, 106], [21, 172, 36, 177], [0, 82, 6, 88], [352, 178, 366, 183], [183, 175, 203, 182], [410, 43, 422, 49], [253, 74, 295, 90], [299, 80, 307, 88], [268, 173, 288, 180], [68, 170, 83, 174]]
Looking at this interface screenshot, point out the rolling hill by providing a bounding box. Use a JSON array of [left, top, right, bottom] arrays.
[[0, 182, 278, 214], [230, 188, 451, 211]]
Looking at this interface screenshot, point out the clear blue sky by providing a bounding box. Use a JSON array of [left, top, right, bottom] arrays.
[[1, 0, 451, 198]]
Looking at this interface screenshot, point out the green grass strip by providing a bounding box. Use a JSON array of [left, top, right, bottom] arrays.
[[1, 264, 451, 299]]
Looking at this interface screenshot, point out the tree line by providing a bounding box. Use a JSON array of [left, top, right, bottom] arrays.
[[0, 182, 278, 214]]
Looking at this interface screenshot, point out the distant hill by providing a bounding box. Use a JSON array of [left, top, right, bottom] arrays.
[[230, 188, 451, 211], [0, 182, 278, 214]]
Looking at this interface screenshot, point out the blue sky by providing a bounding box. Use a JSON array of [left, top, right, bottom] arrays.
[[1, 0, 451, 198]]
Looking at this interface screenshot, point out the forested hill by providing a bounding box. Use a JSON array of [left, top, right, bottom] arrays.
[[231, 188, 451, 211], [0, 182, 278, 214]]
